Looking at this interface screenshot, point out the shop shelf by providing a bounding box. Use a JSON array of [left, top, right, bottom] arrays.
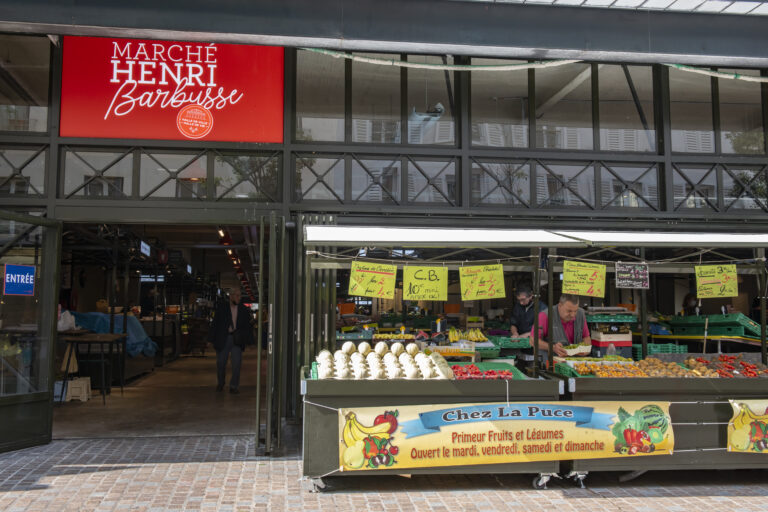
[[452, 361, 528, 380], [586, 314, 637, 323]]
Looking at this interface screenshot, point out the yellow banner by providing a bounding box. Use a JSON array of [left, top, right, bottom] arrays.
[[459, 264, 506, 301], [339, 401, 673, 471], [562, 260, 606, 298], [728, 400, 768, 453], [695, 264, 738, 298], [403, 266, 447, 301], [348, 261, 397, 299]]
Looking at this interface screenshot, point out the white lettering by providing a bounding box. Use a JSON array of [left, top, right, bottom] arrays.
[[110, 59, 135, 84], [137, 61, 156, 85], [168, 45, 184, 62], [207, 64, 217, 87], [112, 42, 131, 60], [186, 63, 205, 86], [134, 43, 149, 61], [185, 45, 202, 63], [205, 45, 218, 64], [151, 43, 166, 62]]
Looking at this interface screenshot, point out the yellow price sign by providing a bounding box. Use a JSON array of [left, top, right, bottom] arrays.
[[349, 261, 397, 299], [403, 266, 448, 301], [562, 260, 606, 298], [459, 264, 506, 301], [695, 264, 738, 298]]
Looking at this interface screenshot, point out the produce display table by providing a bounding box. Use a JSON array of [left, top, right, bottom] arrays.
[[301, 371, 561, 489], [557, 375, 768, 475]]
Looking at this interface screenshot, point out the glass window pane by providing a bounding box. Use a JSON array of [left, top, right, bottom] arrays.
[[295, 156, 345, 202], [669, 67, 715, 153], [471, 59, 529, 148], [0, 222, 48, 396], [0, 147, 46, 196], [719, 69, 764, 155], [600, 164, 658, 209], [535, 64, 593, 150], [599, 65, 655, 152], [407, 55, 455, 145], [470, 161, 530, 207], [296, 50, 345, 142], [63, 150, 132, 198], [0, 34, 50, 132], [351, 158, 401, 203], [407, 159, 456, 204], [352, 53, 401, 144], [673, 166, 717, 210], [215, 153, 280, 201], [140, 153, 206, 199], [722, 166, 768, 211], [536, 162, 595, 207]]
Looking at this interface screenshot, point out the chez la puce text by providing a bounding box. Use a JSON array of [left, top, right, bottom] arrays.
[[442, 406, 573, 422]]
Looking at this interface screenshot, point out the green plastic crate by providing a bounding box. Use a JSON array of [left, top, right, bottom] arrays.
[[488, 335, 531, 349], [707, 313, 761, 337], [586, 314, 638, 323], [336, 331, 374, 341], [476, 346, 501, 359], [553, 362, 595, 378]]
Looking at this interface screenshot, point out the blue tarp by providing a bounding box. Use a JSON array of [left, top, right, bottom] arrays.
[[70, 312, 158, 357]]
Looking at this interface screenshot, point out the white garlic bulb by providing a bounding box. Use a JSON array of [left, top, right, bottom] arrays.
[[318, 366, 334, 379], [371, 367, 386, 380], [374, 341, 389, 356], [404, 365, 422, 379], [405, 343, 420, 356], [350, 352, 365, 364], [334, 350, 348, 362], [386, 366, 403, 379], [341, 341, 357, 355], [421, 366, 437, 379], [383, 352, 397, 365], [352, 366, 368, 380], [390, 342, 404, 357], [357, 342, 371, 356], [336, 367, 352, 379]]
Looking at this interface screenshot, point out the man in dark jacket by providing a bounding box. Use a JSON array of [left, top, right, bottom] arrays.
[[208, 288, 254, 394], [509, 283, 547, 338]]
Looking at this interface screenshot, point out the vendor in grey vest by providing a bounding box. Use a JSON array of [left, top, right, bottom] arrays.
[[533, 294, 591, 357]]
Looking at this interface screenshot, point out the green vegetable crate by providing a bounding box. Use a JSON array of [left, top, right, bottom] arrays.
[[488, 335, 531, 350], [632, 343, 687, 360]]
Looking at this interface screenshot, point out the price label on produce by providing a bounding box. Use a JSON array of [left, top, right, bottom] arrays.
[[459, 264, 506, 301], [562, 260, 606, 298], [349, 261, 397, 299], [403, 266, 448, 301], [695, 264, 738, 298]]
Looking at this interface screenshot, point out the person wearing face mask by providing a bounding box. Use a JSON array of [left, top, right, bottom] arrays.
[[534, 294, 591, 357], [509, 283, 547, 339], [208, 288, 254, 394]]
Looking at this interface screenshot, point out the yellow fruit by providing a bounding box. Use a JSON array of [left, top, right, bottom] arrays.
[[342, 440, 366, 469], [730, 426, 752, 451], [342, 418, 357, 447]]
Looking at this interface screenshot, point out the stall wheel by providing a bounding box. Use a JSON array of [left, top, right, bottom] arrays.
[[565, 470, 588, 488], [532, 472, 559, 490]]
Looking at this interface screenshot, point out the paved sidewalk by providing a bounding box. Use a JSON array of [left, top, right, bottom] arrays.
[[1, 436, 768, 512]]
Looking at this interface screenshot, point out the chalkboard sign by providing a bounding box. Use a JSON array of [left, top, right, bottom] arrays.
[[615, 262, 649, 289]]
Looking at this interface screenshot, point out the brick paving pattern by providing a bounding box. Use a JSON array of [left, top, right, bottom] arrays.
[[1, 436, 768, 511]]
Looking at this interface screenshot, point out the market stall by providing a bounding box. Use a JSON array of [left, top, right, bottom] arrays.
[[542, 231, 768, 483], [301, 227, 584, 489], [301, 226, 768, 489]]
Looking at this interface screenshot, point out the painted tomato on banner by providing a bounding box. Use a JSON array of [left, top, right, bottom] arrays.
[[60, 36, 284, 143]]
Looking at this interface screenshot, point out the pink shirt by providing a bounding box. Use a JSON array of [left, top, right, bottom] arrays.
[[537, 311, 589, 344]]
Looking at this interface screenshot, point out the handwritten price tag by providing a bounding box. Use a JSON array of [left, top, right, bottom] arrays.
[[349, 261, 397, 299], [563, 260, 606, 298], [695, 264, 738, 298], [403, 266, 448, 301], [459, 264, 506, 301]]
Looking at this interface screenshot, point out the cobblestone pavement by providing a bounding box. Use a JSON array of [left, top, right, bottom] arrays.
[[1, 436, 768, 512]]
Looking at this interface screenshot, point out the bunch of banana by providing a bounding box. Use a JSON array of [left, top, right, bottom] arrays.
[[465, 328, 488, 342], [448, 327, 461, 343], [732, 402, 765, 431], [342, 412, 392, 447]]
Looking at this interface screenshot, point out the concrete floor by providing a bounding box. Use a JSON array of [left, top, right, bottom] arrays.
[[53, 349, 264, 439]]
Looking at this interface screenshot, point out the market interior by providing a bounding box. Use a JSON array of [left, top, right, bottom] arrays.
[[52, 223, 268, 439]]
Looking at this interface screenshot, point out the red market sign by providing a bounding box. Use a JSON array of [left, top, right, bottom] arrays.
[[60, 36, 284, 143]]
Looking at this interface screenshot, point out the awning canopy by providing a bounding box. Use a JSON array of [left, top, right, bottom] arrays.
[[305, 225, 768, 249], [303, 226, 584, 248], [555, 230, 768, 248]]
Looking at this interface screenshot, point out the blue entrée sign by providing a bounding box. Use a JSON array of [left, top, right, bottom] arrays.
[[3, 264, 36, 296]]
